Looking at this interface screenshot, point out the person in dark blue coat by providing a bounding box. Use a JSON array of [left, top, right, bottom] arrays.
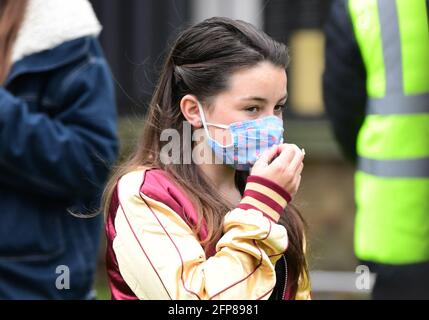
[[0, 0, 118, 299]]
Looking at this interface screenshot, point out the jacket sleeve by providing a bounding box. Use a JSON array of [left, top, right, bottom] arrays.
[[323, 0, 367, 163], [112, 172, 290, 300], [0, 56, 118, 201]]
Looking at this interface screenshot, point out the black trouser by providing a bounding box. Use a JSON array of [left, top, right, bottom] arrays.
[[361, 260, 429, 300]]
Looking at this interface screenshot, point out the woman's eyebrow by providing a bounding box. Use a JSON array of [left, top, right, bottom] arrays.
[[241, 96, 267, 103], [278, 93, 288, 103], [241, 93, 288, 103]]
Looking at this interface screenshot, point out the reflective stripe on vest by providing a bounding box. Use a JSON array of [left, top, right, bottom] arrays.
[[358, 156, 429, 178], [368, 93, 429, 115]]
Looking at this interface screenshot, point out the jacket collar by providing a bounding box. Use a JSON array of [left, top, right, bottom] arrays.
[[5, 0, 101, 86], [5, 36, 92, 87], [11, 0, 101, 63]]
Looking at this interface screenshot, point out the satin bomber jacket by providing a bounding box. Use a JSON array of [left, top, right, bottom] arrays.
[[105, 168, 311, 300]]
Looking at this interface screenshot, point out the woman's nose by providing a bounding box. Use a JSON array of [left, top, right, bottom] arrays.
[[263, 109, 275, 117]]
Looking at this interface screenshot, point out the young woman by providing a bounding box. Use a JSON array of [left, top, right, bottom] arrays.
[[0, 0, 118, 299], [104, 17, 311, 300]]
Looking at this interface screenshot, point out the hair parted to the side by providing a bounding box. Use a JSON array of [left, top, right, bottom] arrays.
[[102, 17, 308, 299]]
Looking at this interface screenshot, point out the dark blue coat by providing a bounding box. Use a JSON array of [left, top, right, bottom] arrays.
[[0, 36, 118, 299]]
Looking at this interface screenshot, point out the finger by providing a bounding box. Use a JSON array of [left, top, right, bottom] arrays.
[[276, 143, 295, 153], [291, 174, 302, 196], [271, 144, 296, 167], [296, 162, 304, 176], [295, 174, 302, 194], [255, 144, 279, 167], [289, 148, 305, 173]]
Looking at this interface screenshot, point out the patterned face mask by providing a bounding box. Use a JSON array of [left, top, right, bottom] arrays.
[[197, 101, 284, 171]]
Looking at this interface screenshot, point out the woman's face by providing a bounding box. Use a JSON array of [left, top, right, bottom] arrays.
[[203, 61, 287, 143], [208, 61, 287, 121]]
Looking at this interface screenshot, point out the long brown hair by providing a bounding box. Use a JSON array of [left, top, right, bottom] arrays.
[[103, 17, 308, 298], [0, 0, 28, 84]]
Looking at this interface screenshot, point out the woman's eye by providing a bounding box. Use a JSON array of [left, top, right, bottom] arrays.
[[274, 104, 286, 113], [245, 106, 259, 113]]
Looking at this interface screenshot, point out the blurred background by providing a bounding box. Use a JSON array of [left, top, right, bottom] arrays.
[[89, 0, 364, 299]]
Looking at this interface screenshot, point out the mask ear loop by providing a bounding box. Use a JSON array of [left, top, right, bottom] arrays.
[[197, 101, 234, 148]]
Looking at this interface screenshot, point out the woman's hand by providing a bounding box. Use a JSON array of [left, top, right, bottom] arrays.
[[251, 144, 305, 197]]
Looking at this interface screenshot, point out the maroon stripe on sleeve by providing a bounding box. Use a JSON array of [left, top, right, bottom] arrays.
[[237, 203, 277, 223], [246, 175, 292, 203], [243, 189, 285, 215]]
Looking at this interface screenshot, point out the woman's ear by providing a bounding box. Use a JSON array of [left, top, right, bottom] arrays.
[[180, 94, 203, 128]]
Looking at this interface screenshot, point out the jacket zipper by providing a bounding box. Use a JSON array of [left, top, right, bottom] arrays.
[[282, 255, 288, 299]]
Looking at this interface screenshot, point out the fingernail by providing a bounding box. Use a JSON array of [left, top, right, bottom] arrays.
[[302, 148, 306, 155]]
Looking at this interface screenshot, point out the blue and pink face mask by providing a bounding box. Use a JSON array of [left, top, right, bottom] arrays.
[[197, 101, 284, 171]]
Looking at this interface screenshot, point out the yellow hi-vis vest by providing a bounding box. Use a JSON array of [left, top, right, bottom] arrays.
[[348, 0, 429, 264]]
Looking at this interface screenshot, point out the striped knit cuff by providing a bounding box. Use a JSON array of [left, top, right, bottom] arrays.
[[237, 175, 292, 223]]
